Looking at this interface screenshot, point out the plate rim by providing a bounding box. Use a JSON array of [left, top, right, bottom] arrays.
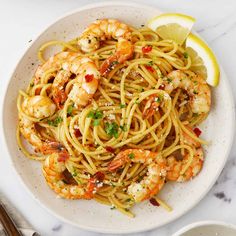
[[2, 1, 236, 234]]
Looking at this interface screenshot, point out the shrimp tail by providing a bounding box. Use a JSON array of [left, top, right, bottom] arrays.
[[142, 95, 159, 119], [100, 38, 134, 76]]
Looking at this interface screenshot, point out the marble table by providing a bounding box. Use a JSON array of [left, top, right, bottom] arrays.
[[0, 0, 236, 235]]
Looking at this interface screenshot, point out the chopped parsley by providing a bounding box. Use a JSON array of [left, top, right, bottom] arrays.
[[120, 103, 126, 108], [47, 116, 63, 127], [72, 171, 77, 177], [134, 98, 140, 104], [193, 90, 198, 94], [157, 94, 164, 101], [67, 104, 74, 116], [93, 119, 101, 126], [105, 122, 119, 138], [193, 80, 198, 85], [128, 153, 135, 159], [137, 175, 143, 182], [155, 97, 161, 103], [148, 60, 153, 66], [30, 82, 34, 87], [166, 77, 172, 83], [120, 124, 127, 132], [110, 206, 116, 210], [183, 52, 188, 59], [87, 109, 103, 126], [125, 198, 132, 202], [140, 87, 145, 92], [109, 60, 119, 69]]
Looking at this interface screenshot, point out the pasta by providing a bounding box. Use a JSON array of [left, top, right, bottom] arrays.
[[16, 19, 211, 217]]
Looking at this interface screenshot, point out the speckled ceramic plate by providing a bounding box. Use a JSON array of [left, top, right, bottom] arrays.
[[2, 1, 235, 234]]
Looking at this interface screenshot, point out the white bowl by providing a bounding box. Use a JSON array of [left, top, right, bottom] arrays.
[[172, 221, 236, 236], [2, 1, 235, 234]]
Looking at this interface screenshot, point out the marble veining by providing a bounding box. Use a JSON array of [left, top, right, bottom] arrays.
[[0, 0, 236, 235]]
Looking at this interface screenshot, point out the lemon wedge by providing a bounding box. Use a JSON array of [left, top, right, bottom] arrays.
[[147, 13, 195, 45], [186, 33, 220, 87]]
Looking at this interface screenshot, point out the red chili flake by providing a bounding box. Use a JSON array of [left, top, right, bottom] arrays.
[[193, 127, 202, 137], [105, 146, 115, 153], [145, 65, 155, 73], [74, 128, 82, 137], [35, 88, 41, 95], [85, 74, 94, 83], [58, 151, 69, 162], [88, 143, 94, 148], [149, 198, 160, 206], [159, 84, 165, 90], [94, 171, 105, 182], [142, 45, 152, 53]]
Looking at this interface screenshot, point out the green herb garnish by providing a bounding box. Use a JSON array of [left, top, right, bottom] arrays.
[[93, 119, 101, 126], [193, 90, 198, 94], [67, 104, 74, 116], [128, 153, 135, 159], [120, 104, 126, 108], [87, 109, 103, 119], [148, 61, 153, 66], [120, 124, 127, 132], [110, 61, 119, 68], [125, 198, 132, 202], [105, 122, 119, 138], [134, 98, 140, 104], [167, 77, 172, 83], [183, 52, 188, 58], [87, 109, 103, 126], [72, 172, 77, 177], [47, 116, 63, 127]]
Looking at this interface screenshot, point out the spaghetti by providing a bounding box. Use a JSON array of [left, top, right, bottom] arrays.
[[16, 19, 211, 217]]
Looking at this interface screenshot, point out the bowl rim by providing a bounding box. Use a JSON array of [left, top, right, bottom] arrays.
[[1, 1, 236, 234], [171, 220, 236, 236]]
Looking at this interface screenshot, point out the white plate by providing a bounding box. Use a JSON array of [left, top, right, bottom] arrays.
[[2, 1, 235, 234]]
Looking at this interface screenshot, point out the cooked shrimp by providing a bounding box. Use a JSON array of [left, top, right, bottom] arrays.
[[166, 147, 204, 182], [164, 70, 211, 114], [22, 95, 56, 119], [100, 38, 134, 75], [51, 70, 72, 109], [19, 95, 67, 154], [43, 153, 103, 199], [108, 149, 167, 203], [142, 70, 211, 119], [78, 19, 132, 52], [64, 57, 100, 107], [142, 94, 161, 119], [48, 55, 100, 108], [19, 115, 68, 155], [34, 51, 79, 84], [78, 19, 134, 75], [166, 126, 204, 182]]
